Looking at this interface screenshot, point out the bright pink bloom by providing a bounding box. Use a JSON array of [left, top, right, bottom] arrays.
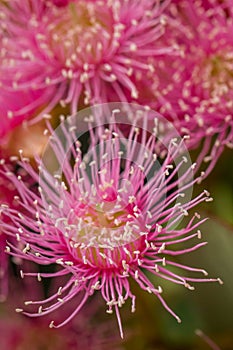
[[0, 0, 172, 119], [144, 0, 233, 174], [0, 107, 222, 337]]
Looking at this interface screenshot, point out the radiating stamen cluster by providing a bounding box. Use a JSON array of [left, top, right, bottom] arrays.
[[55, 150, 145, 269], [0, 0, 172, 119], [0, 108, 222, 338]]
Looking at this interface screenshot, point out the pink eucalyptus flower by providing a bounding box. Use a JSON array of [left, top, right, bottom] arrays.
[[141, 0, 233, 175], [0, 106, 222, 338], [0, 0, 172, 120]]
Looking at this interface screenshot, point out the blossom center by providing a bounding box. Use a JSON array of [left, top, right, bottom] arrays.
[[48, 1, 114, 64], [65, 196, 144, 269], [194, 50, 233, 99]]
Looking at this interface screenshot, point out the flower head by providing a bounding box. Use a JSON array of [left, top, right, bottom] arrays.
[[0, 104, 222, 337], [144, 0, 233, 174], [0, 0, 172, 120]]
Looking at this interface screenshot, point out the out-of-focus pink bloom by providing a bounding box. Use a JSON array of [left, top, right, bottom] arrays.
[[0, 117, 50, 301], [0, 107, 222, 337], [144, 0, 233, 174], [0, 120, 50, 161], [49, 0, 72, 7], [0, 3, 51, 143], [0, 0, 172, 119], [0, 171, 18, 301], [0, 89, 47, 143], [0, 232, 9, 301], [0, 295, 121, 350]]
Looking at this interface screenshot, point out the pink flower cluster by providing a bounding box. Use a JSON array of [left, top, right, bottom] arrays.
[[0, 0, 231, 343], [0, 0, 171, 119]]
